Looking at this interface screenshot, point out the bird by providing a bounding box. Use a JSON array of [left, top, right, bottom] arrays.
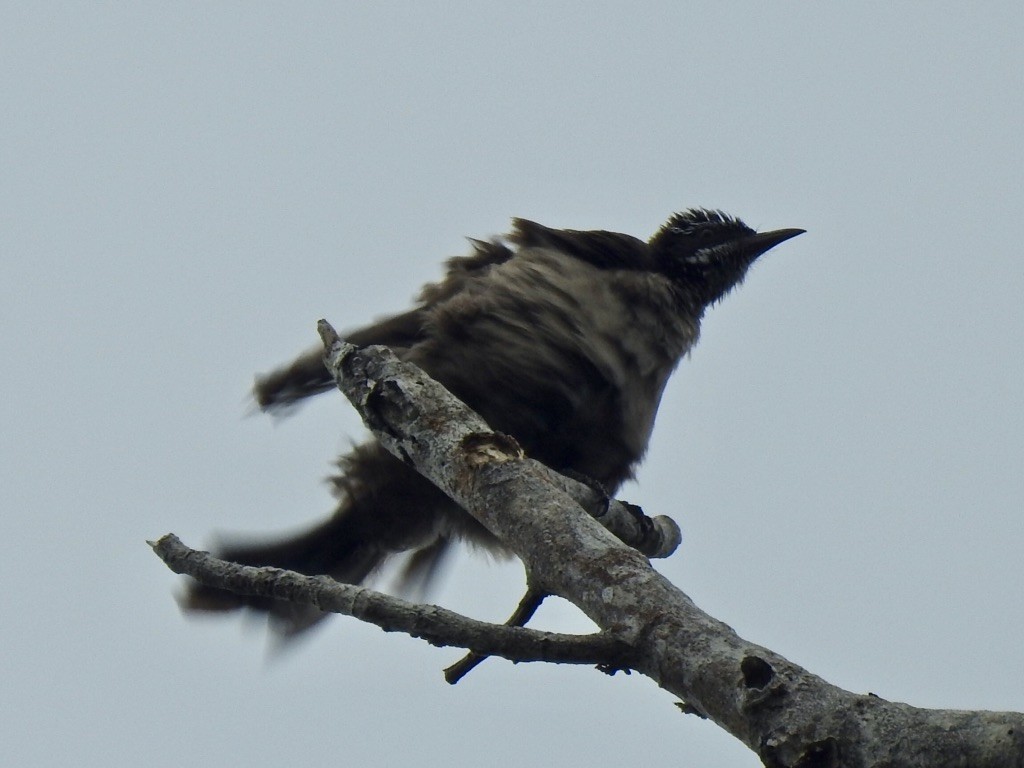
[[183, 209, 804, 636]]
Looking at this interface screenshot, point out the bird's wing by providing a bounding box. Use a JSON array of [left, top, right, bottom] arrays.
[[253, 238, 516, 413], [251, 223, 647, 414], [509, 218, 653, 272], [252, 308, 429, 412]]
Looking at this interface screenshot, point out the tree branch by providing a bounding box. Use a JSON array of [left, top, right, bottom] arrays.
[[444, 586, 547, 685], [154, 321, 1024, 766], [153, 533, 629, 668], [311, 322, 1024, 767]]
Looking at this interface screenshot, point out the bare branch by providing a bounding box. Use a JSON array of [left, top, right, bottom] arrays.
[[153, 323, 1024, 766], [153, 533, 629, 669], [308, 322, 1024, 767]]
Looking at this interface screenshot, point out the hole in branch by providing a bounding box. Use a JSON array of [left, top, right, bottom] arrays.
[[741, 655, 774, 689]]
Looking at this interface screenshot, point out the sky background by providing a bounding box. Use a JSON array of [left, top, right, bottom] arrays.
[[2, 3, 1022, 766]]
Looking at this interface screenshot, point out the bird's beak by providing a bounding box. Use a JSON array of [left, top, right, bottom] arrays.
[[743, 228, 805, 259]]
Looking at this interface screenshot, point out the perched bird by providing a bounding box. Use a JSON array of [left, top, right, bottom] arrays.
[[184, 209, 803, 635]]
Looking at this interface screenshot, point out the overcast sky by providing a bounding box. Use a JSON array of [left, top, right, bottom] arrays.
[[3, 3, 1022, 766]]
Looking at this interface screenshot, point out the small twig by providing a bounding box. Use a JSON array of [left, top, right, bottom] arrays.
[[444, 587, 547, 684], [152, 534, 630, 668]]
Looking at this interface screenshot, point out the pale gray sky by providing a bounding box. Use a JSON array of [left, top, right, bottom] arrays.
[[2, 3, 1022, 766]]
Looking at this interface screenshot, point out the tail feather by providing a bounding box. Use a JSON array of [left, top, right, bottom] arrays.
[[391, 537, 454, 601], [180, 512, 385, 635], [180, 442, 469, 638]]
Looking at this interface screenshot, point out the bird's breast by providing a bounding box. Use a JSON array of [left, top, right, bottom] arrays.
[[411, 248, 698, 486]]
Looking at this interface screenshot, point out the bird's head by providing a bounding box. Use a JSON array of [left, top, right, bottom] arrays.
[[649, 209, 804, 307]]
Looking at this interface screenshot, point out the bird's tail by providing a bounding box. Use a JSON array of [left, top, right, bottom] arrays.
[[180, 509, 386, 637], [180, 443, 474, 637]]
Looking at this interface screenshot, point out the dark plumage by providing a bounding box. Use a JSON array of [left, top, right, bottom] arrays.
[[183, 210, 803, 635]]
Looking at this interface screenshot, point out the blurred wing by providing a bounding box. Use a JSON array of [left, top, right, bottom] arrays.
[[253, 237, 516, 413]]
